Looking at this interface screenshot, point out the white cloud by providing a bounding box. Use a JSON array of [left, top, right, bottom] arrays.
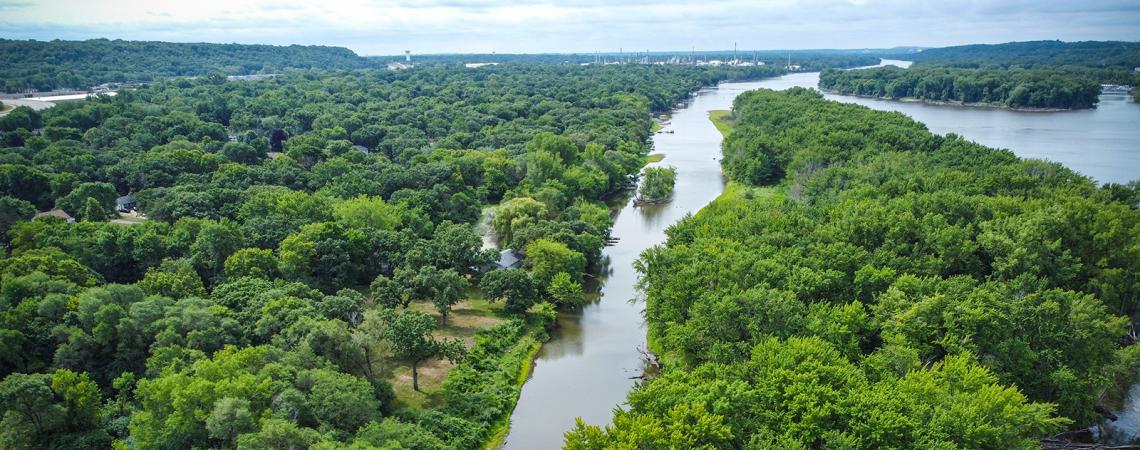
[[0, 0, 1137, 55]]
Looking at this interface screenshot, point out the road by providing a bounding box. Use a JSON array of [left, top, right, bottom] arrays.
[[0, 98, 56, 116]]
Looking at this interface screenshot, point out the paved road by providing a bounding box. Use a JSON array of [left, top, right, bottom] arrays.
[[0, 98, 56, 116]]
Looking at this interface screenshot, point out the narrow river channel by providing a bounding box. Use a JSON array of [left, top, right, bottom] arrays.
[[499, 77, 780, 450], [501, 61, 1140, 449]]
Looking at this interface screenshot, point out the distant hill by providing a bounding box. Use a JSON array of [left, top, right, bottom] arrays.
[[909, 40, 1140, 69], [0, 38, 373, 93]]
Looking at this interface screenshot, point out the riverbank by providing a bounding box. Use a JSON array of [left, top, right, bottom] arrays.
[[819, 88, 1091, 112], [709, 110, 736, 136], [478, 332, 547, 450], [500, 77, 753, 450]]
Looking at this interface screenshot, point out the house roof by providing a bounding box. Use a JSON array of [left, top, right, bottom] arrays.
[[116, 194, 136, 204], [497, 249, 521, 268], [35, 209, 72, 220]]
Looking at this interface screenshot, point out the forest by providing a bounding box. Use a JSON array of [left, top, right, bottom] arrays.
[[566, 88, 1140, 449], [905, 40, 1140, 69], [899, 40, 1140, 91], [0, 38, 884, 95], [819, 65, 1103, 109], [0, 60, 804, 449], [383, 51, 879, 71], [0, 39, 372, 93]]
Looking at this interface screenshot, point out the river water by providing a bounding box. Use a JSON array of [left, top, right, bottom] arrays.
[[500, 77, 768, 450], [818, 60, 1138, 185], [500, 61, 1140, 449]]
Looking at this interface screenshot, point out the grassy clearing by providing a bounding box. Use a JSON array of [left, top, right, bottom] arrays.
[[645, 153, 666, 163], [709, 110, 736, 138], [651, 120, 663, 133], [718, 181, 781, 203], [390, 294, 507, 409], [110, 213, 148, 225]]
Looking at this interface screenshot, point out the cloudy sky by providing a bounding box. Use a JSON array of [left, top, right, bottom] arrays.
[[1, 0, 1138, 56]]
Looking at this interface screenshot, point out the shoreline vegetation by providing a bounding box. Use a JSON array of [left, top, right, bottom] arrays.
[[819, 65, 1102, 110], [709, 110, 736, 136], [566, 87, 1140, 449], [0, 36, 1136, 450], [818, 88, 1092, 112], [634, 166, 676, 206], [3, 58, 800, 449]]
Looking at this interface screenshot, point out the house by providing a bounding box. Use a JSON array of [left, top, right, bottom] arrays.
[[353, 145, 371, 154], [35, 209, 74, 223], [474, 249, 522, 274], [116, 194, 137, 212], [496, 249, 522, 269]]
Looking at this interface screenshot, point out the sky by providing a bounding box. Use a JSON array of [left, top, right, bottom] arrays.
[[1, 0, 1139, 56]]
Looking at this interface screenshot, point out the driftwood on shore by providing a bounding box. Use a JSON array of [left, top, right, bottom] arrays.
[[1041, 430, 1140, 450], [1042, 440, 1140, 450], [637, 345, 662, 371], [632, 196, 670, 207]]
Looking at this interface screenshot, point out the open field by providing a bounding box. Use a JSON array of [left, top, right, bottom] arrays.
[[391, 293, 507, 408]]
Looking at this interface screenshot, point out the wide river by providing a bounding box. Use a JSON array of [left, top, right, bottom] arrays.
[[500, 61, 1140, 449]]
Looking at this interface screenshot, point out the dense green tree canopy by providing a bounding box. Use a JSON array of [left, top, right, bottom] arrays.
[[820, 65, 1102, 109], [576, 87, 1139, 448], [1, 54, 821, 448]]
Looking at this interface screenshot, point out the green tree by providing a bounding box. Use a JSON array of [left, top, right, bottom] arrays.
[[0, 196, 35, 238], [398, 266, 468, 322], [480, 268, 538, 314], [191, 220, 243, 282], [138, 259, 205, 298], [224, 248, 279, 280], [353, 418, 447, 450], [79, 197, 109, 222], [206, 397, 256, 448], [56, 182, 117, 219], [236, 418, 321, 450], [220, 142, 264, 164], [384, 310, 465, 392], [0, 370, 107, 450], [548, 272, 585, 308], [492, 197, 547, 247], [638, 166, 676, 201], [333, 195, 403, 231], [370, 274, 402, 309], [0, 164, 51, 209], [0, 247, 97, 286], [524, 238, 586, 288], [303, 369, 381, 433]]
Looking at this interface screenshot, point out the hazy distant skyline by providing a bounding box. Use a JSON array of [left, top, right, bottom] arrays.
[[2, 0, 1139, 56]]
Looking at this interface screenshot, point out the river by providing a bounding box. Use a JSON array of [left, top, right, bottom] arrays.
[[500, 61, 1140, 449], [818, 60, 1138, 185], [500, 76, 771, 450]]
